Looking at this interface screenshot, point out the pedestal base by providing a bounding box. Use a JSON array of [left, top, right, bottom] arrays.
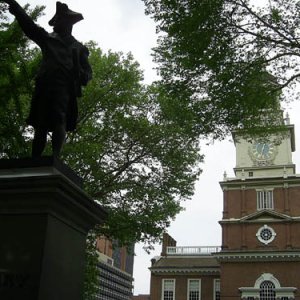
[[0, 157, 107, 300]]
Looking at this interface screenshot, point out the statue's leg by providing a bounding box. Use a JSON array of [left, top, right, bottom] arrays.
[[52, 123, 66, 158], [32, 127, 48, 158]]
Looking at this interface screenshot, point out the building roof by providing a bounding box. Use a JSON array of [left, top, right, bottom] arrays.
[[150, 256, 220, 275], [132, 295, 150, 300]]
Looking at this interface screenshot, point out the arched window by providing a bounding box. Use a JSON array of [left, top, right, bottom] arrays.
[[239, 273, 296, 300], [259, 280, 275, 300]]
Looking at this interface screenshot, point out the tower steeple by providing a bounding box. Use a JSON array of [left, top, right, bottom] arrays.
[[232, 111, 295, 180], [217, 114, 300, 300]]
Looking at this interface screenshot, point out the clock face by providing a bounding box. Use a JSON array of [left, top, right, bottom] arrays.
[[251, 142, 275, 161]]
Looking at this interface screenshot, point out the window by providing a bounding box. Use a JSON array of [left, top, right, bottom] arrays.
[[239, 273, 296, 300], [188, 279, 200, 300], [256, 225, 276, 245], [260, 280, 276, 300], [257, 190, 274, 210], [214, 279, 220, 300], [162, 279, 175, 300]]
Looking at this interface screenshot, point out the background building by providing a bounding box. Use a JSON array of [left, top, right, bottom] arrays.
[[95, 237, 134, 300], [150, 114, 300, 299]]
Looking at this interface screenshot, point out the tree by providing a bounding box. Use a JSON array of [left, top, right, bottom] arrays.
[[0, 5, 202, 247], [0, 3, 43, 157], [1, 5, 203, 297], [63, 44, 202, 247], [221, 0, 300, 96], [142, 0, 293, 137]]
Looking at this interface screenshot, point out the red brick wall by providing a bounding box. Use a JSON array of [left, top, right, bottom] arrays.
[[161, 233, 177, 256], [222, 185, 300, 250], [223, 222, 300, 251], [220, 183, 300, 299], [150, 274, 218, 300], [220, 261, 300, 300], [132, 295, 150, 300], [224, 186, 300, 219]]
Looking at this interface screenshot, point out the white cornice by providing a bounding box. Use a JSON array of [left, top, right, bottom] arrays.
[[150, 267, 220, 275], [219, 210, 298, 224], [240, 209, 291, 221], [214, 251, 300, 262], [220, 175, 300, 190]]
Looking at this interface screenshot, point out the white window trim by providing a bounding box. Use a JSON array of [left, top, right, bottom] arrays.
[[239, 273, 296, 299], [256, 224, 276, 245], [213, 279, 220, 300], [162, 278, 175, 300], [256, 189, 274, 210], [254, 273, 280, 289], [187, 279, 201, 300]]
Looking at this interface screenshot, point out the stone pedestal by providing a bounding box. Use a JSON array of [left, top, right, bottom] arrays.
[[0, 157, 107, 300]]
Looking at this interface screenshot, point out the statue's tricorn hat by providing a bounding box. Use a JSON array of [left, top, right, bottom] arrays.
[[48, 2, 83, 26]]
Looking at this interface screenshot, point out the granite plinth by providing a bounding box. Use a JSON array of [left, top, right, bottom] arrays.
[[0, 157, 107, 300]]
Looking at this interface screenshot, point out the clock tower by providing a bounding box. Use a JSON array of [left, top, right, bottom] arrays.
[[234, 115, 295, 180], [216, 113, 300, 300]]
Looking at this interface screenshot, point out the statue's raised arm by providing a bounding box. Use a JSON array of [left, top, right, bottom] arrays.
[[3, 1, 92, 158], [2, 0, 46, 44]]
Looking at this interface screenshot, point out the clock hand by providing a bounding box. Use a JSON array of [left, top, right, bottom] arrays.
[[261, 144, 265, 157]]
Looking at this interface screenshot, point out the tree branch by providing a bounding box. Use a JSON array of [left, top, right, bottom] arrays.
[[237, 0, 297, 46]]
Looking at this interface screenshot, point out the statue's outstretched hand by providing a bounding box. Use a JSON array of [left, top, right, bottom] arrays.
[[1, 0, 17, 14], [1, 0, 12, 3], [1, 0, 14, 6]]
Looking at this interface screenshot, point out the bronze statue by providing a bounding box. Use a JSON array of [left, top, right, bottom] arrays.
[[3, 0, 92, 157]]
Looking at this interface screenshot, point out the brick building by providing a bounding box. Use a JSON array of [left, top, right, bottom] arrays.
[[150, 115, 300, 299], [150, 235, 221, 300], [132, 295, 151, 300]]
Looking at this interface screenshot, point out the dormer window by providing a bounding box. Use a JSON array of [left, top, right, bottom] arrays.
[[257, 189, 274, 210]]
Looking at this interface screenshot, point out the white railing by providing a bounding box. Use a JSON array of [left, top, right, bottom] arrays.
[[166, 246, 221, 256]]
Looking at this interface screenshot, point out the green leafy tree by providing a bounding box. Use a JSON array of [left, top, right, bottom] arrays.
[[0, 4, 202, 246], [63, 44, 202, 246], [219, 0, 300, 96], [1, 5, 203, 298], [142, 0, 292, 137], [0, 3, 43, 157]]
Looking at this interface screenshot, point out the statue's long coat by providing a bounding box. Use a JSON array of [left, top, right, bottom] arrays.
[[9, 1, 92, 131]]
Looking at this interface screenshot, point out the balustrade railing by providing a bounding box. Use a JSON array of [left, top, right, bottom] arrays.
[[166, 246, 221, 255]]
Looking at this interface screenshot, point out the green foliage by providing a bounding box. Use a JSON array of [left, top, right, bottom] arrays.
[[0, 5, 202, 246], [63, 43, 202, 246], [219, 0, 300, 97], [1, 5, 203, 297], [83, 231, 99, 300], [0, 3, 43, 158], [142, 0, 294, 137]]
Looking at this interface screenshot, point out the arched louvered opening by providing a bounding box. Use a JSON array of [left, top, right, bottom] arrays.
[[259, 280, 276, 300]]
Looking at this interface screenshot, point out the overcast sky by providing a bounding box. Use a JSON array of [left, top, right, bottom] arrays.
[[8, 0, 300, 295]]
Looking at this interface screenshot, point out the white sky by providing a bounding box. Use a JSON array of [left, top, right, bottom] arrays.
[[9, 0, 300, 295]]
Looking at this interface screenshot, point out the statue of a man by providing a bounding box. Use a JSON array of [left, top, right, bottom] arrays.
[[3, 0, 92, 157]]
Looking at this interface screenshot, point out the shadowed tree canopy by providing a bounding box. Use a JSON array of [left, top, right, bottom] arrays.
[[2, 0, 296, 249], [0, 2, 43, 157], [142, 0, 298, 137], [0, 4, 202, 248], [2, 2, 294, 298], [63, 43, 202, 246]]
